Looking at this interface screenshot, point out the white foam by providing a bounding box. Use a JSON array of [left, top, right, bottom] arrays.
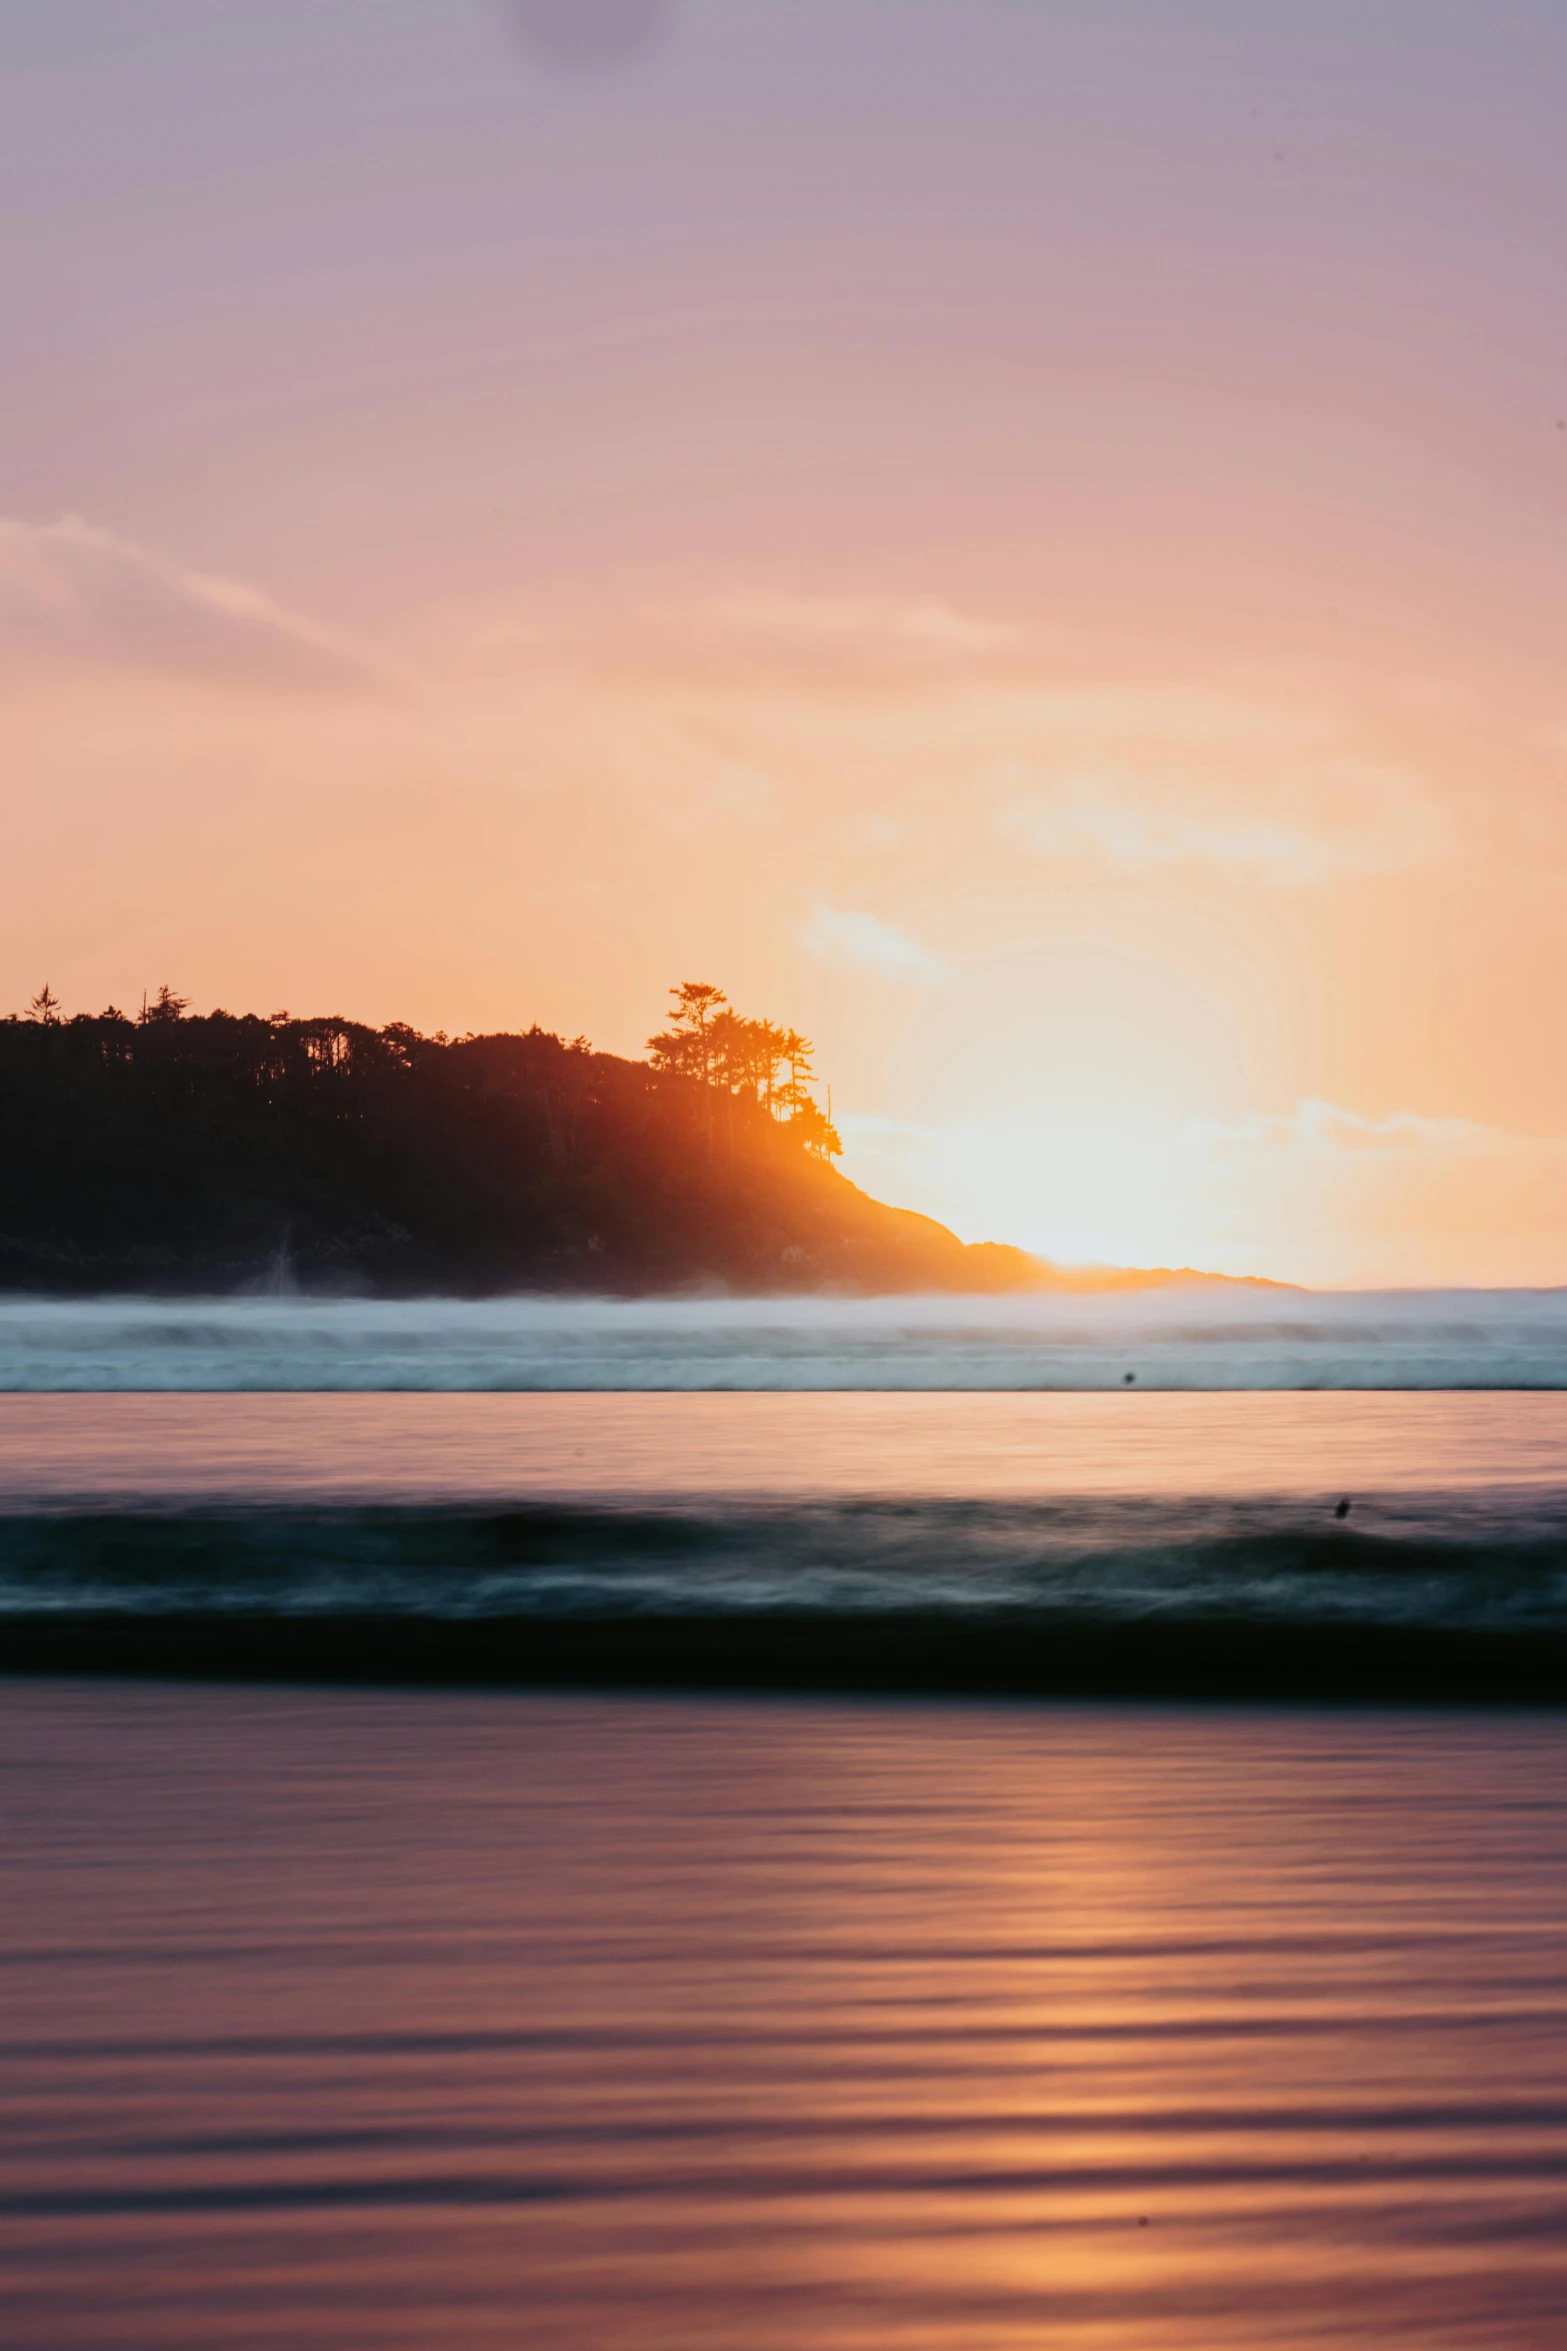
[[0, 1287, 1561, 1391]]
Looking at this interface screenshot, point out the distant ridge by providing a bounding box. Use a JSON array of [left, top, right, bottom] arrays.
[[0, 998, 1281, 1295], [958, 1243, 1295, 1294]]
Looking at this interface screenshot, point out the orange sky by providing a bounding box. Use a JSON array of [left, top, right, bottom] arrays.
[[4, 2, 1567, 1285]]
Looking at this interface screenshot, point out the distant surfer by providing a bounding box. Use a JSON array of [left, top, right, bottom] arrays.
[[1334, 1497, 1351, 1520]]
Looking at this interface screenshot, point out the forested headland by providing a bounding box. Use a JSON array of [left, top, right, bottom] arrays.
[[0, 981, 1260, 1295]]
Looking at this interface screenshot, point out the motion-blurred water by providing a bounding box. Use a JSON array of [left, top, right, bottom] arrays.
[[5, 1325, 1567, 2344], [0, 1288, 1564, 1390], [1, 1389, 1567, 1661], [4, 1683, 1567, 2351]]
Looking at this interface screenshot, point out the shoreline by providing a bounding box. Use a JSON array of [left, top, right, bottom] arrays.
[[5, 1610, 1566, 1707]]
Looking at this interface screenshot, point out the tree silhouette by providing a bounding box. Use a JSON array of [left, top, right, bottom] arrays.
[[781, 1028, 814, 1092], [0, 982, 887, 1291], [646, 984, 840, 1158], [784, 1096, 843, 1162], [140, 984, 191, 1025]]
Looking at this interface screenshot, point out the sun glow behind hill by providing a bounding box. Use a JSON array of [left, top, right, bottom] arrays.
[[5, 5, 1567, 1284], [839, 1098, 1567, 1292]]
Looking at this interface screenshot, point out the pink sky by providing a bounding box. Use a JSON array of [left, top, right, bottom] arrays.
[[4, 1, 1567, 1284]]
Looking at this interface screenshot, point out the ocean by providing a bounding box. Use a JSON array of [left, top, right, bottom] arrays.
[[1, 1293, 1566, 1694], [2, 1285, 1566, 1390], [4, 1292, 1567, 2344]]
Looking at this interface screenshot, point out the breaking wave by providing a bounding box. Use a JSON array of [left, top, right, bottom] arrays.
[[4, 1488, 1566, 1633]]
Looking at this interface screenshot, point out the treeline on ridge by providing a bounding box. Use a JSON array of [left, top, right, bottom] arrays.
[[0, 979, 1010, 1295]]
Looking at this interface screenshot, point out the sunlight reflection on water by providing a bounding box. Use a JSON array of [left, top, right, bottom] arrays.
[[3, 1683, 1566, 2348], [2, 1387, 1567, 1505]]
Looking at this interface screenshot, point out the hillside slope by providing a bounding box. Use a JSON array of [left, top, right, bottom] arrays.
[[0, 1009, 1272, 1294]]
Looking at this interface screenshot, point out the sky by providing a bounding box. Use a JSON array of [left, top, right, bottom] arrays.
[[4, 0, 1567, 1286]]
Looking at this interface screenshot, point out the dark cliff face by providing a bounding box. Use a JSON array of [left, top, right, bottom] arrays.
[[0, 1011, 1003, 1296]]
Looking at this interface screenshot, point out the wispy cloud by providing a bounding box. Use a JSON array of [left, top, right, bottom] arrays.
[[800, 903, 942, 980], [1174, 1099, 1567, 1284], [695, 589, 1021, 668], [505, 0, 675, 73], [1194, 1100, 1565, 1161], [477, 619, 1446, 892], [1000, 758, 1447, 884], [0, 516, 386, 695], [469, 584, 1029, 691]]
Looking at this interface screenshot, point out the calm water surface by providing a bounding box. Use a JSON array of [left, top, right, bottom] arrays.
[[2, 1681, 1566, 2349], [6, 1387, 1567, 1502]]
